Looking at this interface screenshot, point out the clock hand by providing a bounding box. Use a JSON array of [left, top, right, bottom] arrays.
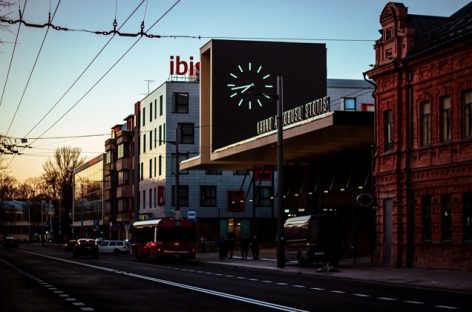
[[240, 83, 254, 94], [231, 83, 254, 91]]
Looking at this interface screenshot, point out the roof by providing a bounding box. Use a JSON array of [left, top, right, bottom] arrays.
[[407, 2, 472, 56], [327, 78, 373, 89]]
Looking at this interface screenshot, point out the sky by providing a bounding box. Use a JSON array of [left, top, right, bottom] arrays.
[[0, 0, 470, 183]]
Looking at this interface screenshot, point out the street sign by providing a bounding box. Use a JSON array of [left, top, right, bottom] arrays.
[[187, 208, 196, 221]]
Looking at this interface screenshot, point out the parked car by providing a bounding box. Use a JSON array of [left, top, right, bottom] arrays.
[[64, 239, 77, 252], [2, 236, 19, 248], [98, 240, 130, 254], [73, 238, 99, 259]]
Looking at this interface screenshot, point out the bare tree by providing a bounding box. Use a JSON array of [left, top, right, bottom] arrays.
[[42, 146, 85, 241]]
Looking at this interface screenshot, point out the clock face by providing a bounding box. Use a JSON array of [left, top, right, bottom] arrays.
[[226, 62, 274, 110]]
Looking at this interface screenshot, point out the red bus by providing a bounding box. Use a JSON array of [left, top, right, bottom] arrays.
[[132, 218, 196, 261]]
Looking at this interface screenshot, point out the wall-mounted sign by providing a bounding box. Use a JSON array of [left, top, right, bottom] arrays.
[[256, 96, 330, 135], [208, 40, 327, 150], [169, 56, 200, 77]]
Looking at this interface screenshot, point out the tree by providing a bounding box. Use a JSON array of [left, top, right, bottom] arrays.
[[42, 146, 85, 242]]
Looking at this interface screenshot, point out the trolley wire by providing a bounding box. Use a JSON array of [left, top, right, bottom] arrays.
[[0, 0, 28, 109], [5, 0, 62, 136]]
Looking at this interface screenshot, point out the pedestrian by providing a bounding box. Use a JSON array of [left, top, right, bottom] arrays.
[[250, 235, 260, 260], [217, 235, 227, 260], [240, 235, 250, 260], [226, 234, 235, 258], [200, 236, 206, 253]]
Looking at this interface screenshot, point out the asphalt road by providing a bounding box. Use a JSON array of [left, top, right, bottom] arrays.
[[1, 244, 471, 312]]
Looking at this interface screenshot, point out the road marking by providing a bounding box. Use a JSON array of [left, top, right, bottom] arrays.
[[403, 300, 424, 305], [293, 285, 306, 288], [310, 287, 325, 291], [352, 293, 370, 298], [377, 297, 396, 301], [19, 252, 309, 312], [330, 290, 346, 294], [81, 308, 95, 311], [435, 306, 459, 310]]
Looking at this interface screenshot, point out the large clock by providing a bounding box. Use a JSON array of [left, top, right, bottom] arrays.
[[226, 62, 274, 110]]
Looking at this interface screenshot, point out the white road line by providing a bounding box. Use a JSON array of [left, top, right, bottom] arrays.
[[377, 297, 396, 301], [330, 290, 346, 294], [81, 308, 95, 311], [21, 252, 309, 312], [435, 306, 459, 310], [293, 285, 306, 288], [352, 293, 370, 297], [403, 300, 424, 305]]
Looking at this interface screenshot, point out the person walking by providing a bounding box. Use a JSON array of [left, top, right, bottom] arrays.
[[217, 235, 227, 260], [250, 235, 260, 260], [240, 235, 250, 260], [226, 234, 235, 258]]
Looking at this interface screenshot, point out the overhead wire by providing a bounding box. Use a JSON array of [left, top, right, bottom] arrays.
[[5, 0, 62, 136], [29, 0, 182, 142], [6, 0, 146, 167], [0, 0, 28, 110], [22, 0, 146, 140]]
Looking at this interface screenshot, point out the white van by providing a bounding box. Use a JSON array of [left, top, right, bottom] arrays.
[[98, 240, 130, 254]]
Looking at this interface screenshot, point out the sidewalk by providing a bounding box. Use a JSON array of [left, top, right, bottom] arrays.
[[196, 248, 472, 294]]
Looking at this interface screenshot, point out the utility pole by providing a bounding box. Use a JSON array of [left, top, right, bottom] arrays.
[[174, 127, 181, 219], [276, 76, 285, 268]]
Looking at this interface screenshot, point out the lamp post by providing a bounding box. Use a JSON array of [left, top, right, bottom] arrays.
[[276, 75, 285, 268]]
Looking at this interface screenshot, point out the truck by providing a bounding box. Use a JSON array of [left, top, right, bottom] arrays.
[[284, 214, 343, 266]]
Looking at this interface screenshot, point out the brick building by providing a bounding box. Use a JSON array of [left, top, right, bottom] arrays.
[[367, 2, 472, 270]]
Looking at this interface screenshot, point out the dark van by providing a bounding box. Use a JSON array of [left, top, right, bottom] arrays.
[[284, 214, 343, 266]]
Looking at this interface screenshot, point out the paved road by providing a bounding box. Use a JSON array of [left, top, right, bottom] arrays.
[[1, 244, 471, 312]]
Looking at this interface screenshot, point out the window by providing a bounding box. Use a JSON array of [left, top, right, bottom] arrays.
[[149, 131, 153, 150], [149, 188, 152, 208], [440, 96, 451, 142], [149, 159, 152, 179], [441, 194, 452, 241], [173, 93, 189, 113], [159, 125, 162, 145], [149, 102, 153, 123], [117, 144, 124, 158], [343, 98, 356, 111], [142, 107, 146, 127], [153, 187, 157, 208], [227, 191, 245, 212], [171, 153, 189, 175], [159, 95, 163, 116], [205, 169, 222, 175], [420, 101, 431, 146], [171, 185, 189, 207], [255, 186, 273, 207], [143, 134, 146, 153], [154, 128, 157, 148], [140, 162, 143, 181], [118, 170, 129, 185], [154, 99, 157, 119], [233, 170, 250, 175], [154, 157, 156, 177], [178, 123, 194, 144], [383, 110, 393, 151], [463, 90, 472, 138], [422, 196, 432, 241], [158, 155, 162, 176], [200, 186, 217, 207], [142, 189, 146, 209], [384, 26, 393, 40], [106, 151, 112, 164], [464, 192, 472, 241]]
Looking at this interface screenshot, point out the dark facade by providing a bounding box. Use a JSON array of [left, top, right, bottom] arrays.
[[367, 2, 472, 270], [104, 114, 137, 240]]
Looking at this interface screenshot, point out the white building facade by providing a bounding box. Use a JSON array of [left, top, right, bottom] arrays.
[[138, 80, 274, 243]]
